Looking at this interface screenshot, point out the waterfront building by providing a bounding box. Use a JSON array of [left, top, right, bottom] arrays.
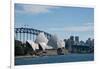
[[80, 40, 85, 45], [57, 48, 64, 55], [70, 36, 74, 45], [67, 39, 72, 52], [70, 36, 74, 40], [64, 39, 69, 49], [91, 39, 94, 47], [74, 36, 80, 45], [86, 38, 92, 46]]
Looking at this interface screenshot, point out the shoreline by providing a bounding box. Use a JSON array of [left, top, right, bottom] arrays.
[[15, 53, 94, 59]]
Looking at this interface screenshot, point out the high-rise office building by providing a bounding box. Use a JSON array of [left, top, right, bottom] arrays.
[[75, 36, 79, 42], [67, 39, 72, 52], [86, 38, 92, 46], [75, 36, 79, 45], [70, 36, 74, 45], [70, 36, 74, 41], [91, 39, 94, 46]]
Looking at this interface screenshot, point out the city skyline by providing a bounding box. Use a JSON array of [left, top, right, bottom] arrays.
[[15, 4, 94, 41]]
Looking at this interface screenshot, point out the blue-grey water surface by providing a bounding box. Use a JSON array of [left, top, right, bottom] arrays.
[[15, 54, 94, 65]]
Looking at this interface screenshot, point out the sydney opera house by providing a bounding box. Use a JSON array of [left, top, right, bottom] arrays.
[[15, 32, 66, 56]]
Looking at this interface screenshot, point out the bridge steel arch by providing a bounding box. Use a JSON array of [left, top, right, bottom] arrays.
[[14, 27, 51, 42]]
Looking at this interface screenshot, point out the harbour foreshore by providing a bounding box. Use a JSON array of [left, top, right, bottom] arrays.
[[15, 49, 69, 58]]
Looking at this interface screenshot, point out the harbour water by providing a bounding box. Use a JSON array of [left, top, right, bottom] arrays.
[[15, 54, 94, 65]]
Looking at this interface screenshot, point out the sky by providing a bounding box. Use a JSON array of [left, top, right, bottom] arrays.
[[15, 4, 94, 41]]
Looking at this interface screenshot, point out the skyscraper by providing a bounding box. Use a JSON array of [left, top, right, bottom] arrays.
[[75, 36, 79, 45], [67, 39, 72, 52], [86, 38, 92, 46], [70, 36, 74, 45]]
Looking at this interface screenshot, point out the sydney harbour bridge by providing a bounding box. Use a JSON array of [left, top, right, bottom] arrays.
[[15, 27, 51, 42]]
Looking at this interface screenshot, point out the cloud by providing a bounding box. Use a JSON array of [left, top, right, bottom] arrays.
[[83, 22, 94, 26], [15, 4, 58, 14], [65, 26, 93, 32], [48, 23, 94, 32]]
